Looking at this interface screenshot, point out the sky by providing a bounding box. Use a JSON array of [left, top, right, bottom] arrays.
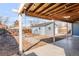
[[0, 3, 65, 27], [0, 3, 49, 27], [0, 3, 20, 26], [22, 16, 51, 27]]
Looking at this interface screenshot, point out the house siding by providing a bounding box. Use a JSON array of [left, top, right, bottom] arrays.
[[32, 23, 58, 36], [32, 26, 45, 35], [45, 23, 54, 36]]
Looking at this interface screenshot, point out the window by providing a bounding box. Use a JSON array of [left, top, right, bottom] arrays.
[[39, 27, 40, 30], [48, 27, 51, 30]]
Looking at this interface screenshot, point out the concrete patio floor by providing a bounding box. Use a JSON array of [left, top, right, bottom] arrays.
[[53, 36, 79, 56]]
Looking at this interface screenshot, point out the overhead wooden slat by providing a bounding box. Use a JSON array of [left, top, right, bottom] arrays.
[[25, 3, 33, 11], [48, 10, 79, 22], [50, 14, 72, 22], [34, 3, 50, 13], [61, 9, 79, 16], [58, 5, 79, 14], [70, 13, 79, 20], [28, 3, 41, 12], [73, 18, 79, 22], [20, 3, 30, 13], [49, 6, 79, 19], [44, 3, 68, 15], [53, 4, 78, 15], [47, 3, 75, 16], [51, 15, 74, 22], [24, 3, 30, 9], [59, 8, 79, 18], [62, 12, 79, 22], [47, 4, 79, 22], [39, 3, 61, 15], [25, 12, 73, 23], [26, 12, 51, 20], [21, 3, 79, 23], [50, 11, 79, 22], [38, 3, 55, 14]]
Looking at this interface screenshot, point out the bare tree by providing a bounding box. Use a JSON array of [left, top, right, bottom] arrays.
[[0, 16, 9, 25]]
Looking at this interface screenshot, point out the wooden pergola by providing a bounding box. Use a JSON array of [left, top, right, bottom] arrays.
[[18, 3, 79, 23], [18, 3, 79, 54]]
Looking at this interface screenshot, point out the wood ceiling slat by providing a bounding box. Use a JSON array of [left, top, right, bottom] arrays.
[[21, 3, 30, 13], [59, 4, 79, 14], [25, 12, 72, 23], [70, 13, 79, 20], [47, 4, 74, 16], [26, 12, 51, 20], [73, 17, 79, 22], [33, 4, 44, 12], [28, 3, 41, 12], [46, 4, 79, 21], [61, 8, 79, 16], [24, 3, 79, 23], [44, 3, 68, 15], [53, 4, 78, 15], [37, 3, 55, 14], [25, 3, 33, 11], [39, 3, 61, 15], [63, 11, 79, 22], [24, 3, 30, 9], [34, 3, 50, 13], [55, 6, 79, 22], [49, 10, 79, 22], [49, 6, 79, 18]]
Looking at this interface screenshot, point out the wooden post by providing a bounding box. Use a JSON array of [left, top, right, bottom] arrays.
[[71, 23, 73, 37], [18, 14, 23, 55], [66, 22, 68, 40], [53, 20, 55, 42]]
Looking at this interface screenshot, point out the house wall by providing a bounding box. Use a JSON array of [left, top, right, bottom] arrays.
[[32, 23, 59, 36], [72, 22, 79, 36], [45, 23, 54, 36], [40, 27, 45, 35], [32, 26, 45, 35]]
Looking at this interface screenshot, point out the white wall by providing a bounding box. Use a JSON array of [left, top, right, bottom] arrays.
[[39, 27, 45, 35], [45, 23, 54, 36], [32, 27, 39, 34], [32, 26, 45, 35]]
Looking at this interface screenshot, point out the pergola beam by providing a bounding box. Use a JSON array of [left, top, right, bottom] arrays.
[[39, 3, 61, 15], [44, 4, 67, 15], [28, 3, 41, 12], [18, 3, 79, 24], [34, 3, 50, 13], [59, 5, 79, 14], [53, 4, 78, 14], [18, 3, 25, 14], [26, 12, 73, 23]]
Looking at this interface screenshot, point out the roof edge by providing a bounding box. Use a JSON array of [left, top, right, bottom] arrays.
[[18, 3, 25, 14]]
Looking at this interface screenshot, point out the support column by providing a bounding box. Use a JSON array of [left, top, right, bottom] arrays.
[[71, 23, 73, 37], [53, 20, 55, 42], [18, 14, 23, 55], [66, 22, 68, 40]]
